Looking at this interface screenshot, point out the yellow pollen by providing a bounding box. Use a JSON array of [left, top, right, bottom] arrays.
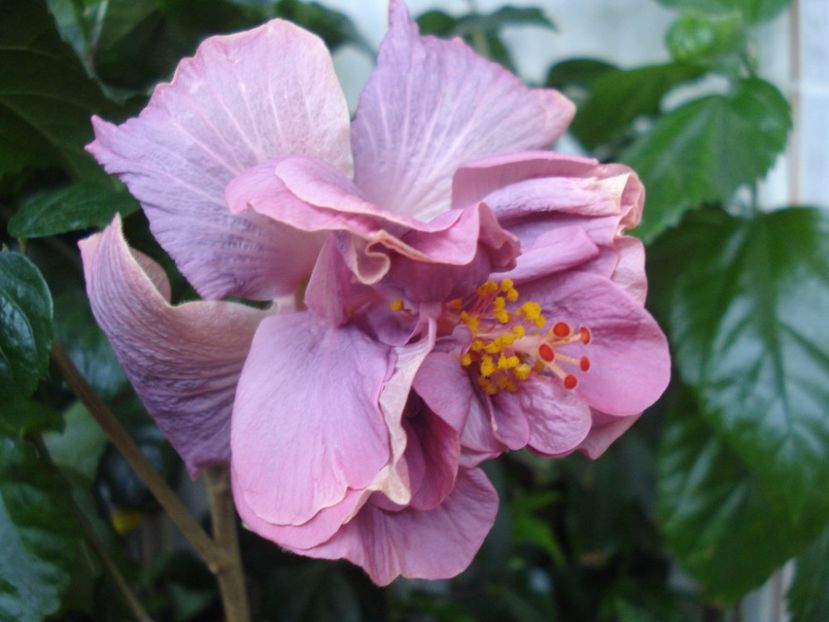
[[460, 353, 473, 367], [520, 301, 543, 321], [499, 333, 515, 346], [480, 355, 496, 377], [534, 316, 547, 329], [476, 280, 499, 297], [448, 298, 463, 309], [390, 298, 404, 312], [514, 363, 532, 380], [493, 296, 506, 309], [506, 288, 519, 302], [471, 339, 485, 351], [497, 355, 520, 370], [499, 278, 514, 291], [485, 341, 502, 354], [494, 309, 511, 324], [512, 325, 525, 338], [534, 360, 545, 373]]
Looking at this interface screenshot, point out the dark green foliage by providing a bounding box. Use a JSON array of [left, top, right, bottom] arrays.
[[622, 79, 791, 241], [0, 252, 53, 399], [8, 182, 139, 238]]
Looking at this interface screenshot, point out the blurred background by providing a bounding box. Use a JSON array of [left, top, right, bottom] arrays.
[[1, 1, 827, 621]]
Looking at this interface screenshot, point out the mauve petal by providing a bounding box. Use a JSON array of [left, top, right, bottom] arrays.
[[413, 352, 471, 432], [296, 468, 498, 586], [232, 466, 369, 550], [495, 378, 592, 456], [351, 0, 574, 222], [524, 272, 671, 416], [79, 217, 267, 477], [575, 410, 640, 459], [404, 409, 460, 511], [227, 156, 518, 294], [610, 237, 647, 305], [372, 320, 437, 505], [460, 392, 505, 465], [87, 20, 350, 299], [494, 225, 600, 283], [231, 312, 391, 526]]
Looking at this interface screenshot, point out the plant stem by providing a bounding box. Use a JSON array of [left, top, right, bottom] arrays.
[[31, 435, 154, 622], [50, 340, 226, 573], [204, 466, 251, 622]]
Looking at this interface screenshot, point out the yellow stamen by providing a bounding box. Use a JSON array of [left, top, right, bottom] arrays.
[[514, 363, 532, 381], [390, 298, 404, 312], [460, 353, 473, 367], [480, 355, 496, 377]]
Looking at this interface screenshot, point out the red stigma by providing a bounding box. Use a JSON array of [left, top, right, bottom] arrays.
[[538, 343, 555, 362], [580, 356, 591, 371], [564, 374, 578, 390], [553, 322, 571, 338], [579, 326, 591, 344]]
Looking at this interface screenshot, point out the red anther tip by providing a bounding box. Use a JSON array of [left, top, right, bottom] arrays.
[[579, 326, 591, 344], [564, 374, 578, 390], [538, 343, 555, 362], [553, 322, 571, 338], [580, 356, 590, 371]]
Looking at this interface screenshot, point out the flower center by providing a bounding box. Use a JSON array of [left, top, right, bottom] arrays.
[[446, 279, 592, 396]]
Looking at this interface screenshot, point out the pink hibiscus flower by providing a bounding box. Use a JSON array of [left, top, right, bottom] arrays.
[[80, 0, 577, 584]]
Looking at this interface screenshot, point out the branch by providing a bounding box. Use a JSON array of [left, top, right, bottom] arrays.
[[50, 340, 226, 572], [204, 466, 251, 622]]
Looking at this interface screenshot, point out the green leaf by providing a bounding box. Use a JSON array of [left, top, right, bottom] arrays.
[[668, 208, 829, 515], [1, 395, 63, 438], [570, 63, 704, 151], [666, 12, 747, 65], [656, 0, 791, 23], [8, 182, 139, 238], [0, 0, 117, 180], [545, 57, 617, 93], [622, 78, 791, 241], [658, 392, 825, 602], [0, 436, 86, 622], [43, 402, 107, 481], [0, 252, 53, 399], [52, 286, 127, 399], [451, 7, 556, 36], [788, 528, 829, 622]]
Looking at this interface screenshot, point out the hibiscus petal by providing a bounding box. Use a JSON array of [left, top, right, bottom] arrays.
[[232, 466, 369, 550], [87, 20, 350, 299], [495, 378, 592, 456], [494, 225, 600, 283], [351, 0, 574, 222], [79, 217, 267, 477], [232, 312, 392, 526], [296, 468, 498, 586], [226, 156, 519, 296], [575, 410, 640, 459], [453, 153, 645, 258], [524, 272, 671, 416]]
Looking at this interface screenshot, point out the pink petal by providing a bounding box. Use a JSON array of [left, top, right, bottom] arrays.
[[231, 312, 392, 526], [232, 466, 369, 550], [351, 1, 574, 222], [524, 272, 671, 416], [226, 155, 519, 296], [413, 352, 472, 432], [296, 468, 498, 586], [87, 20, 350, 299], [403, 409, 460, 511], [495, 378, 592, 456], [459, 392, 505, 466], [494, 225, 600, 283], [575, 410, 640, 459], [79, 217, 267, 477]]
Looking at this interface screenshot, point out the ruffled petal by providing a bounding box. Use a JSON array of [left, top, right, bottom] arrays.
[[232, 468, 369, 550], [79, 217, 267, 477], [351, 0, 574, 222], [87, 20, 350, 299], [231, 312, 392, 526], [495, 378, 592, 456], [296, 468, 498, 586], [523, 272, 671, 416], [226, 155, 518, 298]]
